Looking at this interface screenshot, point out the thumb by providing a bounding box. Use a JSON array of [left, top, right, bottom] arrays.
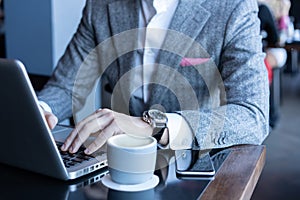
[[44, 112, 58, 129]]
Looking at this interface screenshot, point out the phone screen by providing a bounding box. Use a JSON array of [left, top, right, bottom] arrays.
[[175, 149, 215, 177]]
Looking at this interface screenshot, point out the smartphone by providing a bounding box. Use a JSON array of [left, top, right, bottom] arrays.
[[175, 149, 215, 178]]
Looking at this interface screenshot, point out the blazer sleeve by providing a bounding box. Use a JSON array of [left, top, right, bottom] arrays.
[[179, 0, 269, 150], [38, 1, 97, 121]]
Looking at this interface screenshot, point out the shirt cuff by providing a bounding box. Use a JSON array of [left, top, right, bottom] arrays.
[[166, 113, 193, 150], [38, 101, 53, 113]]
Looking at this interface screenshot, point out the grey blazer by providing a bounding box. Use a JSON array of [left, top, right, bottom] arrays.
[[38, 0, 269, 150]]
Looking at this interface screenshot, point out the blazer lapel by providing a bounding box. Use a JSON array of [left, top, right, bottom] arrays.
[[107, 0, 140, 72], [157, 0, 211, 68], [148, 0, 211, 107], [108, 0, 140, 34], [107, 0, 142, 115]]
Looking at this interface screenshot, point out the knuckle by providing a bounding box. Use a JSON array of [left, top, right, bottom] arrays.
[[74, 135, 83, 144], [81, 123, 89, 133], [106, 112, 114, 119], [96, 122, 105, 131], [102, 108, 110, 112]]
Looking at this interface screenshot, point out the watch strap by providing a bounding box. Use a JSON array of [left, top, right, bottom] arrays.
[[152, 127, 166, 142]]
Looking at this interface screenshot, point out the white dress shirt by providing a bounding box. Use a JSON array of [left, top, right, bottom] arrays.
[[138, 0, 193, 149]]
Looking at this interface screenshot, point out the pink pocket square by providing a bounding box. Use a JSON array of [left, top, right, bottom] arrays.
[[180, 57, 210, 67]]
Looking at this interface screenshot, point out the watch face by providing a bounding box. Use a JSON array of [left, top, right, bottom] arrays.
[[148, 109, 167, 123]]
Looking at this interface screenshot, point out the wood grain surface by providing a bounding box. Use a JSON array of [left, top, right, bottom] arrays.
[[199, 145, 266, 200]]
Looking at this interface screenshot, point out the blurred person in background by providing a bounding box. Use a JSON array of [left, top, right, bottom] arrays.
[[258, 1, 287, 74]]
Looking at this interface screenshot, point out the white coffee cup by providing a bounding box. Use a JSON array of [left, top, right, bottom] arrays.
[[107, 134, 157, 185]]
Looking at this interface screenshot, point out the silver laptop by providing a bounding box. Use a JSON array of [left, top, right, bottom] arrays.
[[0, 58, 108, 180]]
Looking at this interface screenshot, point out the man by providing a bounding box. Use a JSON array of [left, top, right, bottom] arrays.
[[38, 0, 269, 155]]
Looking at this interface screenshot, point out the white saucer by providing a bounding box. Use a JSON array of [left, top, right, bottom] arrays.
[[101, 174, 159, 192]]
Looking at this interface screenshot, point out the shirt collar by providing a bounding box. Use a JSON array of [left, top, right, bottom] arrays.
[[153, 0, 178, 13]]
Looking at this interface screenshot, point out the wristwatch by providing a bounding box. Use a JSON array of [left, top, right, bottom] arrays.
[[142, 109, 168, 141]]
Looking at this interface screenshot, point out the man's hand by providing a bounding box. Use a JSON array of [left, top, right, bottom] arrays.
[[60, 108, 153, 155], [44, 111, 58, 130]]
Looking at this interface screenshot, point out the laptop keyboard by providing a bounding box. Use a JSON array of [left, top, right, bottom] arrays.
[[56, 142, 94, 168]]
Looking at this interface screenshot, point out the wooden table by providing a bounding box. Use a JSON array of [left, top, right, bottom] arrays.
[[200, 145, 266, 200], [284, 41, 300, 51]]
